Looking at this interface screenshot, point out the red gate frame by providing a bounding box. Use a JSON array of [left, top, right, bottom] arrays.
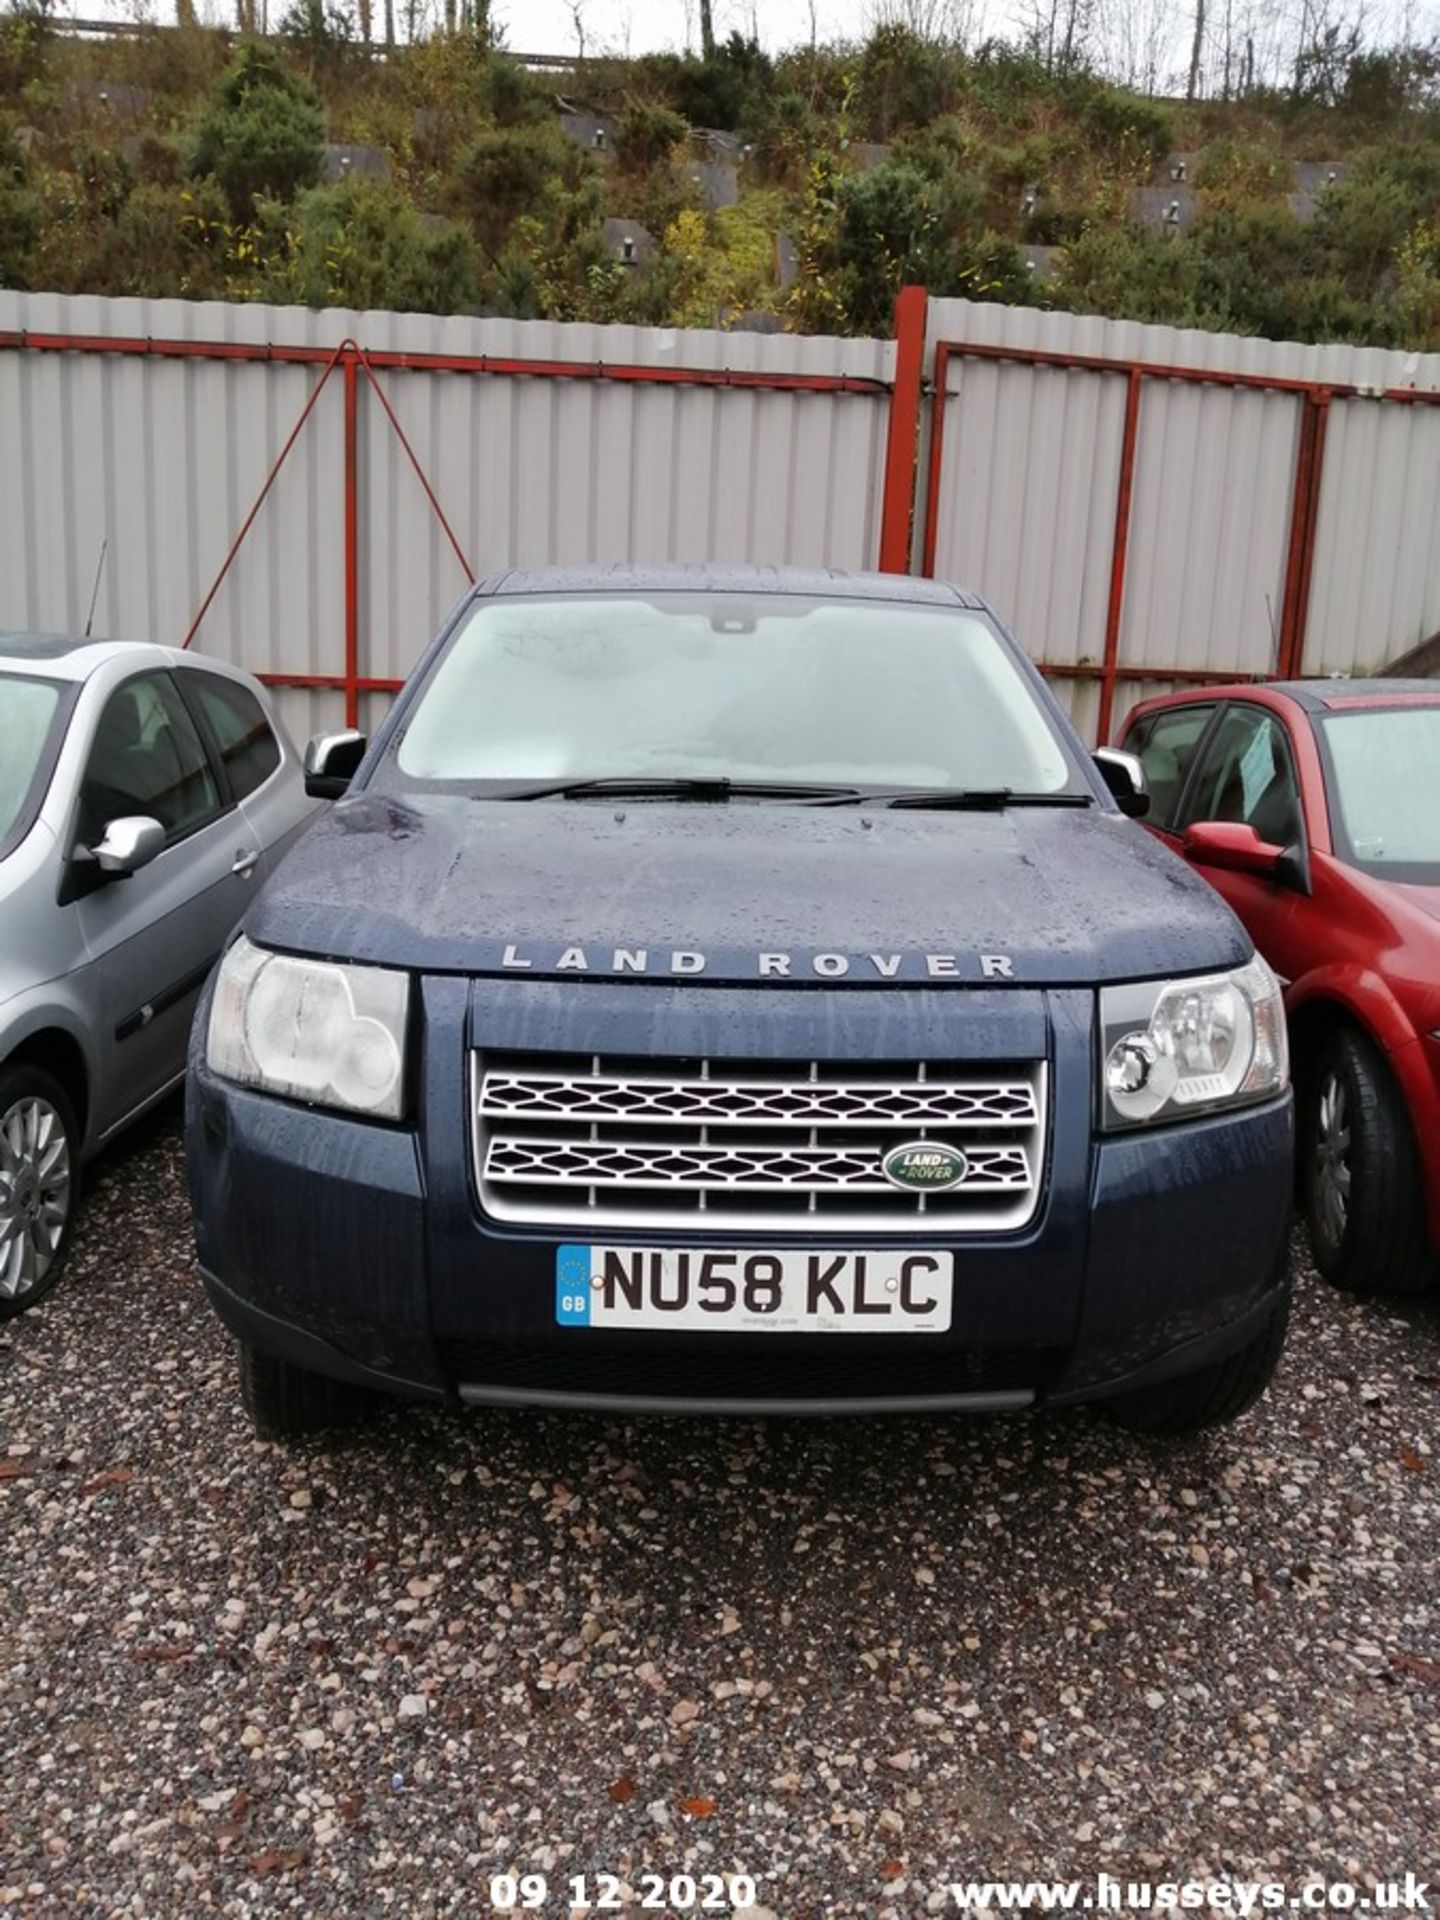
[[5, 298, 1437, 744], [0, 325, 896, 729], [914, 326, 1440, 742]]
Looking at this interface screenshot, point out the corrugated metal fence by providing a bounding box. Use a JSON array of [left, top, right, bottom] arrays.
[[0, 292, 895, 744], [918, 297, 1440, 739], [2, 286, 1439, 748]]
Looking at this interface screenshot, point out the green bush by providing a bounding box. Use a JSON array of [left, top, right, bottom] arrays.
[[1191, 205, 1318, 332], [1067, 76, 1171, 165], [1050, 224, 1203, 326], [856, 24, 959, 140], [823, 158, 986, 331], [479, 54, 551, 128], [615, 99, 689, 172], [634, 35, 773, 132], [455, 123, 571, 257], [1313, 144, 1440, 290], [963, 43, 1054, 133], [1191, 134, 1288, 206], [190, 40, 326, 221], [110, 178, 229, 298], [0, 111, 38, 288], [256, 176, 479, 312], [744, 86, 817, 187]]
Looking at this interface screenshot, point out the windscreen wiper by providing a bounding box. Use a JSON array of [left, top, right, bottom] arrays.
[[496, 776, 866, 803], [880, 788, 1095, 811]]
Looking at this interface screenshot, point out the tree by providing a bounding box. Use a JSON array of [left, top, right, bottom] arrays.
[[189, 41, 326, 222], [698, 0, 716, 60], [1188, 0, 1206, 97], [565, 0, 588, 61]]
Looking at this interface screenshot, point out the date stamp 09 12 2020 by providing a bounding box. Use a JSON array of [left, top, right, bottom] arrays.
[[487, 1872, 761, 1914]]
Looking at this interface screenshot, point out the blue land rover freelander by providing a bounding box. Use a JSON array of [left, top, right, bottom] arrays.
[[186, 567, 1294, 1440]]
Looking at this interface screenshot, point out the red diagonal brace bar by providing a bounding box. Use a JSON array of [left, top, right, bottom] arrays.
[[354, 346, 476, 587], [182, 340, 349, 651]]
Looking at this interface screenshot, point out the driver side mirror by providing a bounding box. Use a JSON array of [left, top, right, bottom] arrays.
[[304, 729, 368, 800], [1182, 818, 1312, 893], [1093, 747, 1150, 818], [1183, 819, 1284, 878], [93, 815, 165, 878]]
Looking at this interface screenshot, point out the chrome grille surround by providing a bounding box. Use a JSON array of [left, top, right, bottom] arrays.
[[473, 1053, 1048, 1234]]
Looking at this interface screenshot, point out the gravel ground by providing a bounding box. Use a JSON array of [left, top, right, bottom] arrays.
[[2, 1102, 1439, 1920]]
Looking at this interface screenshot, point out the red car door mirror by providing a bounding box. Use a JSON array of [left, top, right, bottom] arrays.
[[1182, 819, 1286, 878]]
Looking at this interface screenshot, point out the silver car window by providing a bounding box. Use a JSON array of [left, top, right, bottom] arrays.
[[0, 673, 64, 854], [78, 671, 222, 848], [187, 671, 281, 802]]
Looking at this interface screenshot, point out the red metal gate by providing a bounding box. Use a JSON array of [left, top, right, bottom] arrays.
[[0, 321, 904, 729], [906, 318, 1440, 741]]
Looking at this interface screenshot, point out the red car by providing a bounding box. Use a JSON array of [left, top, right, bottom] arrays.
[[1118, 680, 1440, 1297]]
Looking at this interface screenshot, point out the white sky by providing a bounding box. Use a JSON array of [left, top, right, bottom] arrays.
[[79, 0, 1440, 90], [497, 0, 878, 57]]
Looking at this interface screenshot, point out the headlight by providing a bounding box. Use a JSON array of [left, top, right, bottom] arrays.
[[207, 935, 409, 1120], [1099, 956, 1288, 1130]]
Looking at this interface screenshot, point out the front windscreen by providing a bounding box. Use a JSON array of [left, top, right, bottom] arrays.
[[1316, 706, 1440, 883], [0, 673, 64, 856], [392, 594, 1077, 795]]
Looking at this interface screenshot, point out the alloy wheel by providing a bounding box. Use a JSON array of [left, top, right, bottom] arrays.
[[1313, 1071, 1352, 1253], [0, 1096, 73, 1302]]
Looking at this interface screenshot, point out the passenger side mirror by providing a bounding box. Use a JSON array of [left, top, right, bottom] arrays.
[[305, 729, 367, 800], [92, 815, 165, 878], [1183, 820, 1311, 894], [1093, 747, 1150, 818], [1182, 820, 1284, 878]]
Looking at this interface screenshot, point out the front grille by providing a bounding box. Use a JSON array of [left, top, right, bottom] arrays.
[[473, 1052, 1048, 1233], [440, 1337, 1064, 1404]]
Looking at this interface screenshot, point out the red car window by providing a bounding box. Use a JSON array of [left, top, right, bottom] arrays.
[[1123, 703, 1218, 831], [1182, 705, 1304, 849]]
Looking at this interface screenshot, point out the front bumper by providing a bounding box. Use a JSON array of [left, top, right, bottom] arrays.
[[186, 977, 1294, 1416]]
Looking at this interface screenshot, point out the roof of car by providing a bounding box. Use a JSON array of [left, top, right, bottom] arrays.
[[1270, 677, 1440, 710], [0, 634, 221, 682], [479, 564, 989, 609], [1128, 676, 1440, 721]]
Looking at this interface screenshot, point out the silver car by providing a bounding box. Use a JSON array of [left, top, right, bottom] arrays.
[[0, 635, 316, 1315]]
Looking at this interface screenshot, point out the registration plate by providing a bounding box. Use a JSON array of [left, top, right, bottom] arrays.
[[555, 1245, 953, 1334]]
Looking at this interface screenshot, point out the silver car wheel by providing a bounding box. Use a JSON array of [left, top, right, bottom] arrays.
[[0, 1096, 73, 1301], [1313, 1071, 1352, 1252]]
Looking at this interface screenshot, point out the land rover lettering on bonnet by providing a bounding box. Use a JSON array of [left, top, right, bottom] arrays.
[[186, 567, 1294, 1440]]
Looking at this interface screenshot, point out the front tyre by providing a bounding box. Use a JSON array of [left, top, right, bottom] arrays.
[[238, 1340, 366, 1441], [0, 1065, 80, 1320], [1302, 1026, 1434, 1297], [1105, 1291, 1290, 1436]]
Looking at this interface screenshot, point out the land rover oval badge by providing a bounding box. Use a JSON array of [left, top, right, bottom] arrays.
[[880, 1141, 970, 1193]]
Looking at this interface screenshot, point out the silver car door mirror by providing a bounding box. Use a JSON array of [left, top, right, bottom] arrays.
[[1093, 747, 1150, 819], [92, 815, 166, 877], [304, 730, 368, 799]]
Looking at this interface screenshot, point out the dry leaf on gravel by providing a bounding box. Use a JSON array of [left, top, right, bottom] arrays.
[[81, 1466, 135, 1495], [250, 1846, 309, 1875], [1390, 1652, 1440, 1683]]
